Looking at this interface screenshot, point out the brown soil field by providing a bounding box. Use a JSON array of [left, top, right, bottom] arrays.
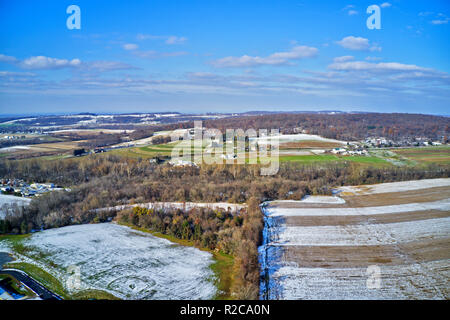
[[283, 238, 450, 268], [1, 140, 86, 160], [263, 179, 450, 299], [285, 209, 450, 226], [271, 186, 450, 209], [393, 147, 450, 164]]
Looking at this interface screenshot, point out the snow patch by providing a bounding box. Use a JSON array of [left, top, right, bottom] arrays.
[[272, 260, 449, 300], [276, 196, 346, 205], [336, 178, 450, 195], [11, 223, 216, 300], [276, 217, 450, 246], [265, 199, 450, 216]]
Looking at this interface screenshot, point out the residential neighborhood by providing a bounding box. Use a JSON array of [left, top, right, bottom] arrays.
[[0, 179, 65, 198]]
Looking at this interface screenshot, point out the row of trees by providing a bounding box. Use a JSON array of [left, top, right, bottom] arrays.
[[1, 156, 448, 233], [1, 155, 449, 298], [142, 112, 450, 142]]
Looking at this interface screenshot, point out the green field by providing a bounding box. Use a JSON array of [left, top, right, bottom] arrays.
[[109, 145, 391, 167], [109, 141, 208, 159], [87, 140, 450, 168], [278, 154, 389, 165]]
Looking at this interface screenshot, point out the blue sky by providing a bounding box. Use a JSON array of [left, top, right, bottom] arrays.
[[0, 0, 449, 115]]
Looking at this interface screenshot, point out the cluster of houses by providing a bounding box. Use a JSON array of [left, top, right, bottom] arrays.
[[364, 136, 445, 148], [1, 131, 45, 140], [330, 147, 368, 156], [1, 135, 25, 140], [168, 158, 199, 167], [364, 137, 392, 147], [0, 179, 65, 197]]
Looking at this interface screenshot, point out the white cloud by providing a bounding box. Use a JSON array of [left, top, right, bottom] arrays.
[[136, 34, 164, 40], [0, 54, 18, 63], [336, 36, 382, 52], [419, 12, 449, 25], [82, 61, 135, 72], [20, 56, 81, 70], [365, 56, 382, 61], [333, 56, 354, 62], [380, 2, 392, 8], [418, 11, 433, 17], [431, 18, 449, 25], [0, 54, 135, 73], [123, 43, 139, 50], [370, 45, 382, 52], [328, 61, 432, 73], [137, 34, 187, 44], [133, 50, 188, 59], [165, 36, 187, 45], [212, 45, 318, 68], [342, 5, 358, 16], [0, 71, 36, 77], [336, 36, 370, 50]]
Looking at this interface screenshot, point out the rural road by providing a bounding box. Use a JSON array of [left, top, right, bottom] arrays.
[[0, 269, 63, 300]]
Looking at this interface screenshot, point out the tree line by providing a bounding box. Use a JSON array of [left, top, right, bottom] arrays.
[[0, 154, 449, 299], [134, 112, 450, 142]]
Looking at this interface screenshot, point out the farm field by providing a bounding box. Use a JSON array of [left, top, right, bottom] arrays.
[[392, 146, 450, 165], [0, 140, 86, 159], [109, 140, 208, 159], [111, 142, 390, 166], [109, 142, 184, 159], [252, 133, 347, 145], [0, 223, 217, 300], [278, 154, 389, 165], [259, 178, 450, 300]]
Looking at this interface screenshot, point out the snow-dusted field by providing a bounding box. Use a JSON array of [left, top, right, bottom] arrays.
[[259, 178, 450, 300], [0, 145, 31, 153], [96, 201, 245, 214], [336, 178, 450, 195], [265, 199, 450, 216], [2, 223, 216, 300], [273, 196, 346, 205], [275, 217, 450, 246], [271, 260, 449, 300], [0, 240, 11, 253], [252, 133, 347, 145]]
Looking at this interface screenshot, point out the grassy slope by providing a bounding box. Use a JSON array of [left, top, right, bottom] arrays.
[[0, 273, 35, 297], [0, 234, 118, 300]]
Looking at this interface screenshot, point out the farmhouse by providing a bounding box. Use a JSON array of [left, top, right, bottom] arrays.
[[331, 147, 346, 154]]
